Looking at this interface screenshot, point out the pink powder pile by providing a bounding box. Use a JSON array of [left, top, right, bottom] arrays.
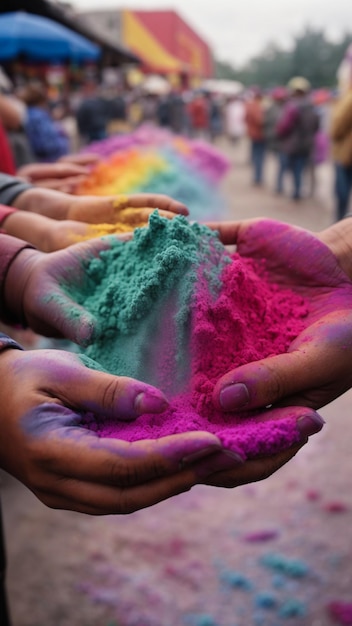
[[87, 253, 310, 459]]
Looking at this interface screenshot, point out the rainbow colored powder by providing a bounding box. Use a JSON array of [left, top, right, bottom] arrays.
[[74, 213, 309, 458], [76, 126, 230, 221]]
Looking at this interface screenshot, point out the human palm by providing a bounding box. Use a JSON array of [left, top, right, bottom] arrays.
[[209, 218, 352, 410]]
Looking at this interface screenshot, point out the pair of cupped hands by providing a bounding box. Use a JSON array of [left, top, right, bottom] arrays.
[[2, 195, 352, 515]]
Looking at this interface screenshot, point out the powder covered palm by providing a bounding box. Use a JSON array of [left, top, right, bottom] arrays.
[[209, 218, 352, 411]]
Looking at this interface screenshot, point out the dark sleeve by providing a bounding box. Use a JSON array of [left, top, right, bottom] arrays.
[[0, 331, 23, 353], [0, 234, 34, 324], [0, 173, 32, 206]]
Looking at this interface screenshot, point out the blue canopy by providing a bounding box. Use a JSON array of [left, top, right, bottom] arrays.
[[0, 12, 100, 62]]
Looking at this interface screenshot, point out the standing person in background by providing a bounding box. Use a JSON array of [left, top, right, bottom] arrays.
[[19, 84, 69, 162], [330, 44, 352, 221], [276, 77, 319, 201], [225, 94, 246, 146], [245, 88, 266, 186], [264, 87, 288, 194], [76, 80, 110, 144], [208, 93, 223, 142], [0, 87, 34, 169], [188, 91, 209, 139]]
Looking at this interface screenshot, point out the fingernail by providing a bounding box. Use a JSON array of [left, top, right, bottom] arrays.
[[180, 446, 222, 468], [134, 391, 169, 414], [297, 413, 325, 438], [195, 450, 245, 479], [220, 383, 249, 410]]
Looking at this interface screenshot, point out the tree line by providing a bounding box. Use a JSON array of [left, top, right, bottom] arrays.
[[215, 27, 352, 88]]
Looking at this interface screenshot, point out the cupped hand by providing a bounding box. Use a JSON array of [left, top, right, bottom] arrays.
[[4, 238, 118, 345], [0, 348, 228, 514], [207, 218, 352, 411], [67, 193, 189, 224]]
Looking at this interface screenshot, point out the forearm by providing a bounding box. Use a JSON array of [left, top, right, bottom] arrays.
[[1, 211, 55, 251], [11, 187, 71, 220], [0, 234, 35, 324]]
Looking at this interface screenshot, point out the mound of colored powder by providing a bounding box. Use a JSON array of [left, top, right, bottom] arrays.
[[76, 144, 229, 221], [73, 213, 309, 458]]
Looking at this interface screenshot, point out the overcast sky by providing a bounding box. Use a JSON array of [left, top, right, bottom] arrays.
[[70, 0, 351, 65]]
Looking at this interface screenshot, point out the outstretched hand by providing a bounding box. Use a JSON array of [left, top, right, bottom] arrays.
[[4, 238, 117, 345], [67, 193, 189, 223], [0, 348, 229, 514], [207, 218, 352, 412]]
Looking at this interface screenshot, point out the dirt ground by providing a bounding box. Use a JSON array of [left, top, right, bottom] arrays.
[[2, 141, 352, 626]]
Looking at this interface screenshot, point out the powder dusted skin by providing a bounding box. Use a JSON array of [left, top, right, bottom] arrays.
[[77, 214, 309, 458]]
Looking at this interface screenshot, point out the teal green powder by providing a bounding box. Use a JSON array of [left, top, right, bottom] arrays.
[[68, 213, 230, 393]]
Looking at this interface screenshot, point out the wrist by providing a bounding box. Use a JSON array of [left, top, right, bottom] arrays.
[[4, 248, 42, 325], [318, 218, 352, 281], [12, 188, 70, 220]]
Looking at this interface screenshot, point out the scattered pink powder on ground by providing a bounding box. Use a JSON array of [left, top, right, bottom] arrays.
[[327, 601, 352, 625], [88, 253, 310, 458], [323, 502, 350, 513]]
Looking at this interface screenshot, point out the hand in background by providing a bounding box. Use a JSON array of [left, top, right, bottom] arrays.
[[67, 193, 189, 223], [4, 237, 116, 345], [17, 161, 89, 193]]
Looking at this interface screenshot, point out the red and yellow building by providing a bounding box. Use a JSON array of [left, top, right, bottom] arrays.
[[81, 8, 213, 81]]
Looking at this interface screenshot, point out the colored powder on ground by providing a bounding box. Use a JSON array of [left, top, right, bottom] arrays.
[[243, 530, 280, 543], [260, 553, 309, 578], [219, 570, 253, 591], [278, 599, 307, 618], [323, 501, 350, 513], [254, 591, 278, 609], [327, 601, 352, 625], [72, 213, 309, 458]]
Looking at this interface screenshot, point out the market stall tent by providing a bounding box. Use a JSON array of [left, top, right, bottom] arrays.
[[0, 11, 100, 62]]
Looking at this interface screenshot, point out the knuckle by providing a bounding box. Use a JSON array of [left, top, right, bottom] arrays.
[[263, 363, 286, 401], [101, 378, 122, 413], [117, 490, 137, 514]]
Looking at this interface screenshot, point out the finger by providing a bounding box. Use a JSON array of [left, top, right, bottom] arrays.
[[121, 194, 189, 216], [35, 466, 203, 515], [204, 442, 305, 488], [28, 285, 98, 345], [213, 317, 352, 411], [60, 153, 101, 166], [36, 448, 242, 515], [216, 406, 324, 461], [204, 220, 253, 245]]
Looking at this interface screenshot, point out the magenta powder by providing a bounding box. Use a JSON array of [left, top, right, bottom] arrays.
[[85, 250, 309, 459]]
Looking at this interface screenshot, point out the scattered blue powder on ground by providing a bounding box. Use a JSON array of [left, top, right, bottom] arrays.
[[219, 570, 253, 591], [278, 598, 307, 618], [260, 553, 309, 578], [254, 591, 278, 609], [185, 615, 219, 626]]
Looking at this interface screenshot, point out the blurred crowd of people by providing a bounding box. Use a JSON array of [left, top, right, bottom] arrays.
[[1, 62, 352, 221]]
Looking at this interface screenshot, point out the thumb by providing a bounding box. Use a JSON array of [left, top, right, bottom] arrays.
[[212, 351, 321, 412], [62, 359, 170, 420]]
